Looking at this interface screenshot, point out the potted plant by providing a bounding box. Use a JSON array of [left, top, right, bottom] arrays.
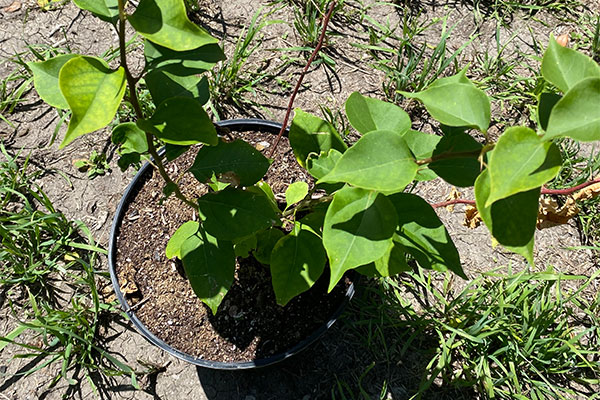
[[28, 0, 600, 368]]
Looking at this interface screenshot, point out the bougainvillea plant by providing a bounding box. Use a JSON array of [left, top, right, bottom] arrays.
[[28, 0, 600, 314]]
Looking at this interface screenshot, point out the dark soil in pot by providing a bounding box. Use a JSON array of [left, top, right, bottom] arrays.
[[113, 123, 353, 364]]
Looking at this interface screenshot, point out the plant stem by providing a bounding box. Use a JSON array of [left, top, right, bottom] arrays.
[[268, 0, 336, 159], [116, 0, 197, 211], [431, 178, 600, 209], [283, 194, 333, 217], [541, 178, 600, 196]]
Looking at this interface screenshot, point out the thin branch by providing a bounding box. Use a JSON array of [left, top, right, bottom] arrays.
[[541, 178, 600, 196], [268, 0, 336, 159], [432, 199, 476, 209], [117, 0, 197, 211]]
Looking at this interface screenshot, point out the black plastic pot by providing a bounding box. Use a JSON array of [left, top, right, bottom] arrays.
[[107, 118, 355, 370]]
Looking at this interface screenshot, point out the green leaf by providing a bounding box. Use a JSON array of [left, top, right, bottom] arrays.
[[165, 221, 199, 259], [487, 127, 561, 206], [289, 109, 347, 167], [543, 78, 600, 142], [323, 186, 398, 291], [388, 193, 465, 278], [254, 181, 277, 205], [537, 92, 562, 131], [345, 92, 411, 135], [144, 40, 225, 75], [180, 227, 235, 315], [429, 126, 483, 187], [541, 36, 600, 93], [188, 139, 270, 186], [145, 68, 209, 106], [233, 235, 257, 258], [306, 149, 344, 193], [253, 228, 285, 264], [73, 0, 118, 23], [401, 130, 441, 181], [128, 0, 218, 51], [400, 69, 491, 132], [270, 229, 326, 306], [58, 56, 126, 148], [137, 97, 217, 146], [28, 54, 78, 109], [198, 188, 279, 241], [319, 130, 417, 194], [111, 122, 148, 154], [475, 170, 537, 264], [285, 181, 309, 209]]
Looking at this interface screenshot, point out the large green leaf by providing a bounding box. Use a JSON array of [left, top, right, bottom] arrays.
[[165, 221, 199, 259], [253, 228, 285, 264], [543, 78, 600, 142], [180, 226, 235, 315], [145, 68, 209, 106], [128, 0, 218, 51], [58, 56, 126, 148], [73, 0, 118, 23], [319, 130, 417, 194], [475, 170, 537, 264], [144, 40, 225, 75], [137, 97, 217, 146], [344, 92, 411, 135], [198, 188, 279, 241], [188, 139, 270, 186], [28, 54, 78, 109], [289, 109, 347, 167], [323, 186, 398, 291], [487, 127, 561, 206], [400, 69, 491, 133], [388, 193, 465, 278], [270, 229, 326, 306], [541, 36, 600, 93]]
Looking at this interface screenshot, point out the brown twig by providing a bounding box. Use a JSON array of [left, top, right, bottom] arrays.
[[268, 0, 336, 159]]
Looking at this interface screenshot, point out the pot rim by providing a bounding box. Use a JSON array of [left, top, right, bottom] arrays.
[[107, 118, 355, 370]]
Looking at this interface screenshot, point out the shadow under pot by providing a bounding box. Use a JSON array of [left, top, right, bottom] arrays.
[[108, 118, 355, 369]]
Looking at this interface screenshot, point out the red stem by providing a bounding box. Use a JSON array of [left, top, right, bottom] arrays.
[[432, 199, 476, 209], [431, 178, 600, 209], [268, 1, 336, 158], [541, 178, 600, 195]]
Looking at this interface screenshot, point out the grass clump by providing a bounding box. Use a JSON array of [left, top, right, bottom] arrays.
[[339, 266, 600, 399], [0, 145, 136, 393]]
